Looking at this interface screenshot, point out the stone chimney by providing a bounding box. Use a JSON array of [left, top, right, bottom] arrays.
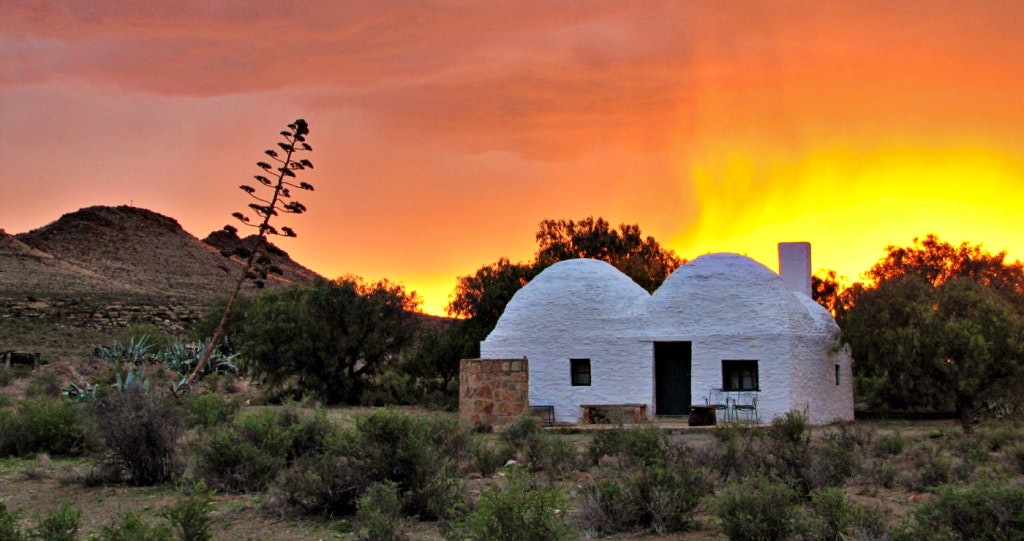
[[778, 242, 812, 297]]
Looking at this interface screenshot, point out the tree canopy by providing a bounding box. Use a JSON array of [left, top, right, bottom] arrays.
[[446, 217, 683, 353], [838, 235, 1024, 426], [235, 277, 421, 405]]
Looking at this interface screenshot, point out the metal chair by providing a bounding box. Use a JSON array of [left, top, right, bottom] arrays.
[[706, 388, 730, 423], [733, 393, 758, 424]]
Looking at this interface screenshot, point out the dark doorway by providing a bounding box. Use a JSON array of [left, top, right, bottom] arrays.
[[655, 341, 692, 416]]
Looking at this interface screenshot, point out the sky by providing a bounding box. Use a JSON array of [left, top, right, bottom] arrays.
[[3, 1, 1024, 316]]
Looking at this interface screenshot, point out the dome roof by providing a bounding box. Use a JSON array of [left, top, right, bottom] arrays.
[[645, 253, 820, 336], [484, 259, 648, 342]]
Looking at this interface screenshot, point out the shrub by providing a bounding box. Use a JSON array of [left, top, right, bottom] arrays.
[[875, 431, 906, 456], [898, 481, 1024, 540], [356, 481, 407, 541], [708, 422, 762, 479], [908, 448, 952, 491], [0, 502, 28, 541], [713, 475, 800, 541], [803, 431, 861, 492], [95, 511, 173, 541], [353, 409, 464, 519], [577, 448, 708, 535], [1009, 444, 1024, 475], [161, 483, 214, 541], [272, 451, 369, 518], [90, 390, 182, 485], [33, 503, 81, 541], [526, 434, 578, 480], [586, 424, 668, 466], [450, 475, 572, 541], [471, 439, 513, 478], [193, 409, 293, 492], [500, 414, 543, 455], [804, 487, 890, 541], [0, 396, 87, 457], [180, 392, 240, 429]]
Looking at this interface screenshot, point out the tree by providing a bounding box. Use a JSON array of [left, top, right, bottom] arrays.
[[447, 217, 683, 349], [843, 274, 1024, 430], [535, 217, 683, 292], [811, 269, 845, 317], [182, 119, 315, 391], [864, 234, 1024, 311], [237, 277, 421, 405]]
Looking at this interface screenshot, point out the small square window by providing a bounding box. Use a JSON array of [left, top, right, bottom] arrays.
[[571, 358, 591, 386], [722, 360, 758, 391], [835, 364, 841, 385]]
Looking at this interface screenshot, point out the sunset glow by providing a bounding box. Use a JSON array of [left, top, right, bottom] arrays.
[[3, 2, 1023, 315]]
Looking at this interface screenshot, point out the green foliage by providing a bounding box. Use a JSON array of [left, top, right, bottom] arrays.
[[804, 487, 890, 541], [0, 502, 28, 541], [273, 451, 368, 517], [577, 449, 709, 535], [93, 335, 155, 393], [236, 278, 421, 405], [33, 503, 81, 541], [898, 481, 1024, 541], [356, 482, 407, 541], [159, 338, 238, 390], [843, 236, 1024, 425], [587, 424, 669, 466], [449, 475, 572, 541], [161, 483, 214, 541], [447, 217, 682, 344], [180, 392, 240, 429], [499, 414, 543, 455], [194, 409, 298, 492], [876, 430, 906, 456], [471, 439, 512, 478], [94, 511, 173, 541], [0, 396, 86, 457], [90, 390, 182, 485], [713, 475, 801, 541]]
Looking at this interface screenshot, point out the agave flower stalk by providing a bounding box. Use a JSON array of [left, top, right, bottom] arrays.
[[180, 119, 315, 391]]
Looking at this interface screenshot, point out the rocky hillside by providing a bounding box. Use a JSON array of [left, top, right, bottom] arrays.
[[1, 206, 323, 356]]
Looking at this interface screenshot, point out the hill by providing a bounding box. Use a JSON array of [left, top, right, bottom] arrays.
[[0, 205, 324, 359]]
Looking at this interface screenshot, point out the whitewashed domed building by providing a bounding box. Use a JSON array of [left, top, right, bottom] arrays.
[[478, 242, 854, 425]]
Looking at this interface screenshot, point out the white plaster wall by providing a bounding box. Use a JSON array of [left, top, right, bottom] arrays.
[[479, 252, 856, 426]]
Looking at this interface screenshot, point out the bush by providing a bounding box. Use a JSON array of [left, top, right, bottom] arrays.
[[450, 475, 572, 541], [577, 448, 708, 535], [587, 424, 668, 466], [95, 511, 173, 541], [272, 452, 369, 518], [471, 439, 513, 478], [0, 396, 87, 457], [713, 475, 800, 541], [500, 415, 543, 455], [33, 503, 81, 541], [181, 393, 240, 429], [161, 483, 214, 541], [353, 409, 465, 519], [804, 487, 890, 541], [90, 390, 182, 485], [193, 409, 294, 492], [898, 481, 1024, 540], [875, 431, 906, 456], [356, 481, 407, 541], [526, 434, 578, 480], [0, 502, 28, 541], [708, 423, 762, 479]]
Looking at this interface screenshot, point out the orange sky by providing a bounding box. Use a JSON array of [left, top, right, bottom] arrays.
[[3, 1, 1024, 315]]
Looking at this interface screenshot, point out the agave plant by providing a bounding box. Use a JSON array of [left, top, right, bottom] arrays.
[[92, 335, 154, 393], [161, 338, 239, 393]]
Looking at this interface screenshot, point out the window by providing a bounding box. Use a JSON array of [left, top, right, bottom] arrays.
[[835, 364, 841, 386], [571, 358, 591, 386], [722, 360, 758, 391]]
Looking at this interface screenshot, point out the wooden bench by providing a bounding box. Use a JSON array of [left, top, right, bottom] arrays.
[[687, 405, 718, 426], [580, 403, 648, 424]]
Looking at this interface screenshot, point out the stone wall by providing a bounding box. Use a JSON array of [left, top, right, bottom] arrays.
[[459, 358, 528, 428]]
